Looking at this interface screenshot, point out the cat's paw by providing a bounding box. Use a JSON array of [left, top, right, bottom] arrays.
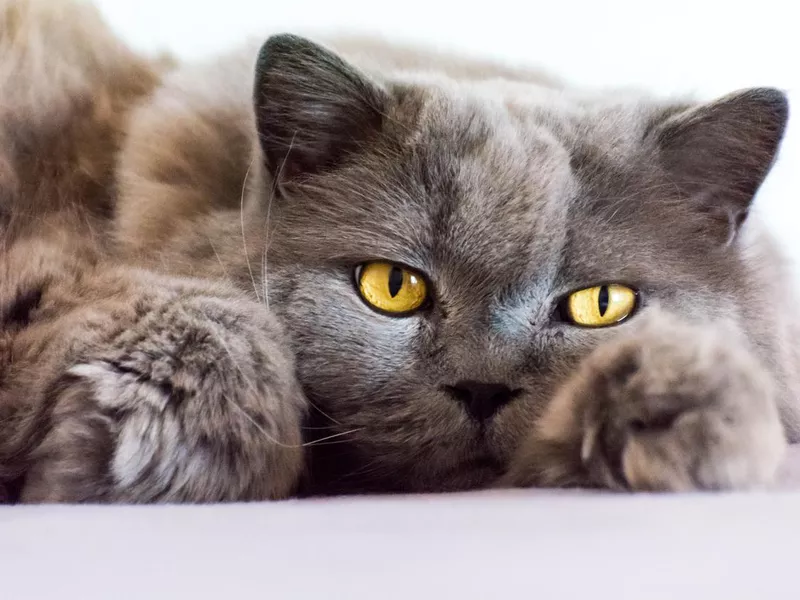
[[506, 313, 786, 491], [21, 290, 307, 503]]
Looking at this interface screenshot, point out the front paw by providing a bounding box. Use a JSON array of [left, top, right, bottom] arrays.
[[507, 314, 786, 491], [22, 290, 306, 503]]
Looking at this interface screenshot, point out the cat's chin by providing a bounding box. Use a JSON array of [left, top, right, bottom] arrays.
[[303, 440, 506, 495], [430, 456, 507, 493]]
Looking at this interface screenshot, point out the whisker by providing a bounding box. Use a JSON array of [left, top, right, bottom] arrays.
[[239, 156, 261, 304], [302, 428, 363, 447], [206, 238, 231, 280], [305, 395, 345, 427], [213, 327, 356, 448], [298, 438, 358, 448], [213, 331, 302, 449], [261, 132, 296, 309], [337, 456, 390, 483]]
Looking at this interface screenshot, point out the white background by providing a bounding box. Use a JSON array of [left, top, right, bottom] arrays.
[[93, 0, 800, 273]]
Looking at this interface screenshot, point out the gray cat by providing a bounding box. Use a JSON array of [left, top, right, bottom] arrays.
[[0, 0, 797, 502]]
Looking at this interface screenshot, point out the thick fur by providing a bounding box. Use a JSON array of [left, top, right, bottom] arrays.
[[1, 0, 799, 502]]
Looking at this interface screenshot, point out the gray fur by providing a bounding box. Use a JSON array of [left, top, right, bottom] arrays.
[[1, 1, 799, 501]]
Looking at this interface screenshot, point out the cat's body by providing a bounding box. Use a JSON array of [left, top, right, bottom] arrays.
[[1, 0, 798, 502]]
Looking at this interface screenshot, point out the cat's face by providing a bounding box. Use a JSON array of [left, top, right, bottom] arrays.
[[256, 36, 787, 493]]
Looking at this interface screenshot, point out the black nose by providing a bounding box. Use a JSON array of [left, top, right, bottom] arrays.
[[444, 381, 520, 422]]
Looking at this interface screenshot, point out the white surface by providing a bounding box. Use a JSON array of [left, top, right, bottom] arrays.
[[4, 1, 800, 597], [3, 491, 800, 599]]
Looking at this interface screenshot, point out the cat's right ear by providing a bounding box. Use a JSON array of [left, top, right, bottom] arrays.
[[253, 34, 387, 184]]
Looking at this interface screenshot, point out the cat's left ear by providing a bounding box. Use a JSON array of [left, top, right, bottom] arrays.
[[253, 34, 387, 184], [652, 87, 788, 238]]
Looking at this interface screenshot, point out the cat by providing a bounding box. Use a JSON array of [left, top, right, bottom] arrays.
[[0, 0, 798, 502]]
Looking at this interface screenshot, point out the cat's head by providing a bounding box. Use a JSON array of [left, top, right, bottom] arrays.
[[253, 34, 789, 493]]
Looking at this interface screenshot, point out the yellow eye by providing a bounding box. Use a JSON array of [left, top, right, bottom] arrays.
[[566, 284, 637, 327], [357, 262, 428, 315]]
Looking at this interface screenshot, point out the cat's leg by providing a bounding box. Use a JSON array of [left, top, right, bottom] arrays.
[[19, 281, 306, 503], [503, 311, 786, 491]]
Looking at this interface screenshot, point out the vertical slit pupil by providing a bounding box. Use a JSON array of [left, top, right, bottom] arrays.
[[598, 285, 609, 317], [388, 267, 404, 298]]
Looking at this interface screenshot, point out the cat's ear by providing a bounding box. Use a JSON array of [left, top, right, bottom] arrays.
[[253, 34, 387, 183], [652, 87, 788, 238]]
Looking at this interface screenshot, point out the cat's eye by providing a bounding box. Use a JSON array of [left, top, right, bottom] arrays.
[[356, 262, 429, 316], [564, 284, 637, 327]]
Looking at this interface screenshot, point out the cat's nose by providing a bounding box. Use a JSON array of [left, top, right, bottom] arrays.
[[443, 380, 521, 422]]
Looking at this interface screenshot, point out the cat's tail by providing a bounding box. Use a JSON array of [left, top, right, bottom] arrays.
[[0, 0, 166, 243]]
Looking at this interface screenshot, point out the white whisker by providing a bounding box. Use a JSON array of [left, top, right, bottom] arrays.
[[310, 405, 345, 428], [213, 326, 357, 449], [239, 156, 261, 304], [207, 238, 231, 280], [261, 132, 296, 309], [302, 428, 364, 447]]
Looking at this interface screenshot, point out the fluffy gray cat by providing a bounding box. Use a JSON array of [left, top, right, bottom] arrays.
[[0, 0, 797, 502]]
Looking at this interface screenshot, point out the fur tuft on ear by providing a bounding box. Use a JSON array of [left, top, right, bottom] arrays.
[[653, 87, 789, 235], [253, 34, 387, 183]]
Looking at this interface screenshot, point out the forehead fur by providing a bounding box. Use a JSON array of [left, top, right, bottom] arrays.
[[273, 77, 725, 294]]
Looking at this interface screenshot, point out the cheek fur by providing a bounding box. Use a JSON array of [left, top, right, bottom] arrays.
[[280, 274, 426, 395]]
